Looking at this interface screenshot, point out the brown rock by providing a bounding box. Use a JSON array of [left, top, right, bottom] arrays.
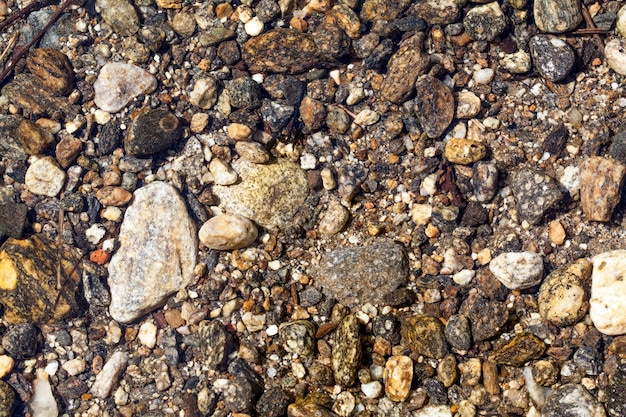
[[534, 0, 582, 33], [1, 74, 79, 120], [299, 96, 326, 131], [414, 75, 454, 138], [381, 34, 428, 104], [56, 135, 83, 168], [242, 29, 323, 73], [482, 361, 500, 394], [489, 332, 546, 366], [401, 315, 448, 359], [445, 138, 487, 165], [548, 220, 566, 245], [96, 186, 133, 206], [331, 4, 360, 39], [156, 0, 181, 7], [0, 116, 54, 160], [580, 156, 626, 222], [360, 0, 411, 22], [332, 314, 361, 387], [384, 356, 413, 402], [26, 48, 74, 96]]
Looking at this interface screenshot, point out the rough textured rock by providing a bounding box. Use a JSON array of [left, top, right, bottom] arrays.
[[0, 115, 54, 160], [0, 204, 28, 238], [459, 291, 508, 342], [489, 251, 544, 290], [25, 156, 66, 197], [93, 63, 157, 113], [107, 181, 197, 323], [590, 250, 626, 335], [0, 381, 15, 417], [279, 320, 316, 356], [125, 108, 182, 156], [332, 314, 361, 387], [401, 315, 448, 359], [488, 332, 546, 366], [414, 75, 454, 138], [384, 356, 413, 402], [414, 0, 459, 25], [606, 364, 626, 417], [579, 156, 626, 222], [463, 2, 508, 42], [381, 35, 428, 104], [26, 48, 74, 96], [538, 258, 591, 326], [199, 214, 258, 251], [529, 35, 576, 82], [534, 0, 582, 33], [360, 0, 411, 21], [242, 29, 323, 73], [445, 138, 487, 165], [95, 0, 139, 36], [542, 384, 606, 417], [315, 239, 408, 306], [1, 74, 79, 119], [511, 167, 563, 225]]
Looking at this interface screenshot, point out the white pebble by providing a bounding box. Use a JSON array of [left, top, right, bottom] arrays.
[[354, 109, 379, 126], [30, 369, 59, 417], [91, 351, 129, 399], [85, 223, 107, 245], [94, 109, 111, 125], [25, 156, 66, 197], [209, 158, 238, 185], [62, 358, 86, 376], [300, 153, 317, 170], [361, 381, 383, 399], [453, 269, 475, 286], [138, 320, 158, 348], [245, 16, 264, 36], [266, 324, 279, 336], [473, 68, 495, 84], [605, 38, 626, 76], [490, 252, 543, 289]]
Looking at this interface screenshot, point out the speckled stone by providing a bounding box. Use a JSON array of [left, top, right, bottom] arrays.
[[332, 314, 361, 387], [125, 108, 182, 156], [0, 115, 54, 160], [0, 204, 27, 239], [279, 320, 316, 356], [381, 34, 428, 104], [401, 315, 448, 359], [0, 381, 15, 417], [26, 48, 74, 96], [93, 63, 157, 113], [590, 250, 626, 335], [242, 29, 323, 73], [529, 35, 576, 82], [95, 0, 139, 36], [542, 384, 606, 417], [384, 356, 413, 402], [606, 363, 626, 417], [414, 0, 459, 25], [489, 251, 544, 290], [415, 75, 454, 139], [445, 314, 472, 351], [360, 0, 410, 21], [472, 162, 499, 202], [534, 0, 582, 33], [463, 2, 508, 42], [445, 138, 487, 165], [25, 156, 66, 197], [580, 156, 626, 222], [511, 167, 563, 225], [605, 38, 626, 76], [459, 291, 508, 342], [538, 258, 591, 326], [198, 320, 229, 369], [318, 200, 350, 236], [489, 332, 546, 366], [1, 74, 79, 119], [2, 323, 39, 358]]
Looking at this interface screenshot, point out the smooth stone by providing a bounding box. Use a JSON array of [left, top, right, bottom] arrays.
[[490, 251, 543, 290], [445, 314, 472, 351], [108, 181, 197, 323], [199, 214, 258, 251], [25, 48, 74, 96], [606, 38, 626, 76], [318, 200, 350, 236], [534, 0, 582, 33], [125, 108, 182, 156], [384, 356, 413, 402], [538, 258, 591, 326], [463, 2, 507, 42], [617, 5, 626, 38], [472, 162, 498, 202], [580, 156, 626, 222], [91, 352, 129, 399], [530, 35, 576, 82], [413, 405, 452, 417], [361, 381, 383, 399], [542, 384, 605, 417], [209, 158, 238, 186], [30, 370, 58, 417], [590, 250, 626, 335], [212, 158, 308, 229], [502, 50, 532, 74], [511, 167, 562, 225], [0, 115, 54, 160], [25, 156, 66, 197], [0, 356, 14, 378], [401, 315, 448, 359], [95, 0, 139, 36], [415, 75, 454, 139], [61, 358, 86, 376], [445, 138, 486, 165], [138, 320, 157, 348], [94, 63, 157, 113], [95, 186, 132, 207], [332, 314, 361, 387], [55, 135, 82, 168]]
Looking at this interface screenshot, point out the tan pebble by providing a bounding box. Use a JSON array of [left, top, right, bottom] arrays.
[[235, 141, 270, 163], [445, 138, 487, 165], [199, 213, 258, 250], [190, 113, 209, 133], [456, 91, 482, 119], [215, 3, 233, 18], [425, 223, 440, 238], [318, 200, 350, 236], [476, 248, 492, 266], [411, 204, 432, 226], [0, 355, 14, 378], [155, 0, 181, 8], [548, 220, 566, 245], [96, 186, 132, 206], [289, 16, 308, 31], [580, 156, 626, 222], [384, 355, 413, 402]]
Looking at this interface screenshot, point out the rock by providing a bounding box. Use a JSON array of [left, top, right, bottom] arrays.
[[618, 6, 626, 38], [242, 29, 323, 73], [542, 384, 606, 417], [57, 377, 88, 399], [445, 138, 486, 165], [361, 381, 383, 399], [172, 11, 196, 37], [315, 239, 408, 307], [107, 182, 197, 323], [511, 167, 562, 225], [228, 123, 252, 141], [606, 364, 626, 417], [534, 0, 582, 33], [538, 258, 592, 326], [456, 92, 482, 119], [548, 220, 566, 245], [332, 314, 361, 387], [437, 354, 457, 388], [0, 235, 82, 324], [414, 0, 459, 25], [0, 115, 54, 160], [318, 200, 350, 236], [529, 35, 576, 82], [2, 324, 38, 358], [95, 0, 139, 36], [55, 135, 82, 168], [0, 356, 14, 379], [415, 75, 454, 139], [299, 96, 326, 131], [489, 332, 546, 366], [360, 0, 410, 21], [590, 250, 626, 335], [198, 320, 229, 369], [463, 2, 508, 42], [331, 4, 360, 39], [0, 203, 27, 238], [95, 186, 132, 207], [30, 369, 58, 417], [502, 50, 532, 74], [531, 359, 559, 386], [489, 251, 544, 290], [61, 358, 85, 376], [93, 63, 157, 113], [227, 77, 262, 110], [1, 74, 79, 119], [212, 158, 308, 228], [472, 162, 498, 202], [26, 48, 73, 96], [384, 356, 413, 402], [256, 388, 292, 417], [579, 156, 626, 222], [25, 156, 66, 197], [0, 381, 15, 417], [605, 38, 626, 76], [331, 391, 355, 416], [189, 75, 218, 109], [125, 108, 182, 156], [401, 315, 448, 359], [413, 405, 452, 417], [459, 291, 508, 342], [91, 351, 128, 399], [381, 35, 428, 104], [209, 158, 238, 185], [280, 320, 316, 356], [235, 141, 270, 163], [445, 314, 472, 351], [198, 214, 258, 251]]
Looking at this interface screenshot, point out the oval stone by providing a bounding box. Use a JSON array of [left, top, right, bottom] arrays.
[[414, 75, 454, 139], [198, 214, 258, 251]]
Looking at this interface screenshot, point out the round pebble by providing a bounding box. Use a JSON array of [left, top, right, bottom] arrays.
[[489, 251, 544, 290], [199, 214, 258, 251]]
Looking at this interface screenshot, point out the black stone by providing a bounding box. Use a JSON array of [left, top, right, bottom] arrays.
[[227, 77, 262, 110], [2, 324, 39, 359], [125, 108, 183, 156], [255, 388, 293, 417]]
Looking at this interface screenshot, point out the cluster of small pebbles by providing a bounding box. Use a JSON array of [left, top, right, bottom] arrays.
[[3, 0, 626, 416]]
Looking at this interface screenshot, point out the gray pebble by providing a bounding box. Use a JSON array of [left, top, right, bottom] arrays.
[[511, 166, 563, 225], [445, 314, 472, 351], [2, 324, 39, 359], [542, 384, 605, 417], [530, 35, 576, 82], [125, 108, 182, 156], [534, 0, 582, 33], [279, 320, 316, 356], [463, 2, 508, 42]]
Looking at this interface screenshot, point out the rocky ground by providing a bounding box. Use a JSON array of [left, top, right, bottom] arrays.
[[2, 0, 626, 416]]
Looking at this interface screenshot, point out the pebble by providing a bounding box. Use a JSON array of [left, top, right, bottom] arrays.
[[0, 115, 54, 160], [0, 356, 13, 379], [529, 35, 576, 82], [0, 381, 14, 416], [414, 0, 459, 24], [332, 314, 361, 387], [473, 68, 495, 85], [459, 291, 508, 342], [299, 96, 326, 131], [91, 351, 129, 399], [212, 158, 308, 228], [318, 200, 350, 236], [0, 203, 27, 238], [511, 167, 563, 225], [243, 29, 323, 73], [415, 75, 454, 139], [606, 364, 626, 417], [199, 213, 257, 250], [445, 314, 472, 351], [209, 158, 238, 185], [190, 113, 209, 133], [95, 0, 139, 36], [489, 332, 546, 366], [458, 358, 481, 386], [315, 239, 408, 306], [384, 356, 413, 402], [548, 220, 566, 245], [502, 50, 532, 74], [361, 381, 383, 399], [197, 320, 228, 369], [227, 77, 262, 110], [256, 388, 292, 417], [189, 75, 218, 109], [30, 370, 58, 417], [401, 315, 448, 359], [542, 384, 605, 417], [26, 48, 74, 96], [107, 182, 197, 323], [445, 138, 486, 165], [463, 2, 507, 42], [279, 320, 316, 356], [353, 109, 379, 126], [55, 135, 82, 168], [93, 63, 157, 113], [455, 92, 481, 119], [360, 0, 409, 21], [381, 35, 428, 104], [125, 108, 182, 156], [245, 17, 264, 36], [489, 251, 543, 290], [605, 38, 626, 76], [171, 11, 196, 37], [138, 321, 157, 348], [228, 123, 252, 141], [61, 358, 86, 376], [25, 156, 66, 197], [413, 405, 452, 417], [332, 391, 355, 416], [437, 354, 457, 388], [2, 324, 38, 358], [538, 258, 591, 326], [95, 186, 132, 207], [590, 250, 626, 335], [2, 73, 78, 119], [472, 162, 498, 202], [534, 0, 582, 33], [579, 156, 626, 222], [235, 141, 270, 163]]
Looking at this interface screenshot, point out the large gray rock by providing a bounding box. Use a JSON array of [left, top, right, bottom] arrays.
[[108, 181, 197, 323], [542, 384, 606, 417]]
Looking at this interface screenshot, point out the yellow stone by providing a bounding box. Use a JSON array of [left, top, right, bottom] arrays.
[[0, 252, 17, 290], [384, 355, 413, 402], [444, 138, 487, 165]]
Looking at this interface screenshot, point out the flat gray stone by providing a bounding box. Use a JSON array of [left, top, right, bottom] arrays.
[[108, 181, 197, 323]]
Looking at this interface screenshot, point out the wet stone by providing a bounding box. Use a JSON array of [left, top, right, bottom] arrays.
[[125, 108, 182, 156], [542, 384, 606, 417], [95, 0, 139, 36], [573, 346, 602, 376], [242, 29, 323, 73], [384, 356, 413, 402], [2, 324, 38, 359], [489, 332, 546, 366], [529, 35, 576, 82], [93, 63, 157, 113], [256, 387, 292, 417], [590, 250, 626, 335], [415, 75, 454, 139], [315, 239, 408, 307], [489, 251, 543, 290], [534, 0, 582, 33], [511, 167, 563, 225], [2, 74, 79, 119], [414, 0, 460, 25], [459, 291, 508, 342], [401, 315, 448, 359], [463, 2, 508, 42], [423, 378, 448, 405], [381, 35, 428, 104], [332, 314, 361, 387], [279, 320, 316, 356], [579, 156, 626, 222], [445, 314, 472, 351], [26, 48, 74, 96]]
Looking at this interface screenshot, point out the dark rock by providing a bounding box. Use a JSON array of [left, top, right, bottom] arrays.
[[259, 100, 295, 133], [460, 201, 489, 227], [543, 122, 569, 158], [489, 332, 546, 366], [360, 0, 410, 22], [372, 314, 401, 345], [0, 381, 15, 417], [57, 376, 89, 399], [542, 384, 605, 417], [606, 363, 626, 417], [198, 320, 229, 369], [228, 358, 264, 398], [227, 77, 262, 109], [401, 315, 448, 359], [459, 291, 508, 342], [125, 108, 183, 156], [119, 156, 153, 173], [423, 378, 448, 405], [312, 16, 350, 59], [463, 2, 507, 41], [262, 75, 305, 106], [573, 346, 602, 375], [0, 204, 27, 238], [61, 193, 84, 212], [299, 286, 323, 307], [222, 377, 256, 413], [217, 41, 241, 65], [2, 323, 39, 359], [26, 48, 74, 96], [445, 314, 472, 351], [511, 167, 563, 225], [381, 288, 415, 308], [256, 388, 292, 417], [0, 115, 54, 160], [381, 34, 428, 104], [1, 74, 79, 120], [280, 320, 316, 356], [98, 121, 123, 155], [82, 261, 111, 307], [530, 35, 576, 82], [414, 75, 454, 138]]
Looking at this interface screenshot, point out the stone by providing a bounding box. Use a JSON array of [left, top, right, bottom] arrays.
[[57, 377, 88, 400], [538, 258, 591, 326], [529, 35, 576, 82], [415, 75, 454, 139], [0, 204, 27, 238], [25, 156, 66, 197], [55, 135, 82, 168], [502, 50, 532, 74], [107, 182, 197, 323], [198, 320, 229, 369], [228, 123, 252, 141], [95, 0, 139, 36], [455, 92, 482, 119], [95, 186, 132, 207], [299, 96, 326, 131], [125, 108, 182, 156], [227, 77, 262, 110], [548, 220, 566, 245], [2, 324, 38, 358], [0, 356, 14, 379], [61, 358, 85, 376], [315, 239, 408, 307], [0, 235, 82, 324], [360, 0, 410, 21], [0, 115, 54, 160], [414, 0, 459, 25], [445, 314, 472, 351], [331, 4, 360, 39], [401, 315, 448, 359], [459, 291, 508, 342], [589, 250, 626, 335], [511, 167, 562, 225], [489, 251, 544, 290], [579, 156, 626, 222], [26, 48, 73, 96], [93, 63, 157, 113], [0, 381, 14, 417], [91, 351, 128, 399], [242, 29, 323, 73], [138, 320, 157, 348], [381, 35, 428, 104], [199, 215, 257, 251], [413, 405, 452, 417], [534, 0, 582, 33], [318, 200, 350, 236], [531, 360, 559, 386], [437, 354, 458, 388], [30, 370, 58, 417], [463, 2, 507, 42], [171, 11, 196, 37], [209, 158, 238, 185], [212, 158, 308, 228], [542, 384, 606, 417], [235, 141, 270, 163], [489, 332, 546, 366], [279, 320, 316, 356], [361, 381, 383, 399], [606, 364, 626, 417], [189, 75, 218, 110], [445, 138, 486, 165], [605, 38, 626, 76], [332, 314, 361, 387], [472, 162, 498, 202], [1, 74, 79, 119], [384, 356, 412, 402], [256, 388, 292, 417]]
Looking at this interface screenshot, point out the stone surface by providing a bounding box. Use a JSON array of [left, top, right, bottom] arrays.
[[459, 291, 508, 342], [315, 239, 408, 307], [445, 138, 486, 165], [1, 74, 79, 119], [445, 314, 472, 351], [26, 48, 74, 96], [511, 167, 563, 225], [209, 158, 238, 186], [415, 75, 454, 139], [384, 355, 412, 402], [579, 156, 626, 222], [0, 115, 54, 160], [401, 315, 448, 359], [198, 320, 229, 369], [242, 29, 323, 73], [332, 314, 361, 387], [279, 320, 316, 356], [318, 200, 350, 236], [25, 156, 66, 197], [199, 214, 258, 251], [542, 384, 606, 417], [472, 162, 499, 202], [463, 2, 507, 42], [606, 364, 626, 417], [502, 50, 532, 74], [125, 108, 182, 156], [95, 186, 132, 207], [93, 63, 157, 113], [590, 250, 626, 335], [95, 0, 139, 36], [212, 158, 308, 229], [534, 0, 582, 33], [256, 388, 292, 417], [381, 35, 428, 104], [30, 370, 58, 417], [489, 251, 544, 290], [414, 0, 459, 25], [235, 141, 270, 163], [455, 91, 482, 119], [360, 0, 410, 21], [0, 381, 14, 417], [2, 324, 38, 358], [55, 135, 82, 168], [489, 332, 546, 366], [0, 235, 82, 324], [189, 74, 218, 109], [107, 182, 197, 323], [91, 351, 128, 399], [606, 38, 626, 76], [0, 203, 27, 238], [538, 258, 591, 326], [530, 35, 576, 82]]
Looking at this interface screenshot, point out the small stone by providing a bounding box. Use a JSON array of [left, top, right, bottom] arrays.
[[534, 0, 582, 33], [463, 2, 507, 42], [490, 251, 543, 290], [511, 167, 563, 225], [94, 63, 157, 113], [459, 291, 508, 342], [2, 324, 38, 358], [361, 381, 383, 399], [0, 204, 27, 239], [227, 77, 261, 110], [279, 320, 316, 356], [538, 258, 591, 326], [456, 92, 481, 119], [197, 320, 228, 369], [125, 108, 182, 156], [95, 0, 139, 36], [437, 354, 458, 388], [96, 186, 132, 206], [26, 48, 74, 96], [243, 29, 323, 73], [413, 405, 452, 417], [189, 75, 218, 110], [190, 113, 209, 133], [235, 141, 270, 163], [489, 332, 546, 366], [415, 75, 454, 139], [384, 356, 413, 402], [332, 314, 361, 387], [401, 315, 448, 359], [445, 314, 472, 351], [414, 0, 459, 25], [0, 381, 14, 417], [530, 35, 576, 82], [30, 370, 58, 417], [531, 360, 559, 386], [55, 135, 82, 168], [331, 4, 360, 39], [318, 200, 349, 236], [606, 363, 626, 417], [228, 123, 252, 141], [25, 156, 66, 197], [542, 384, 605, 417], [156, 0, 180, 8], [61, 358, 85, 376], [605, 38, 626, 76], [245, 16, 264, 36], [353, 109, 379, 126], [502, 50, 532, 74], [580, 156, 626, 222], [445, 138, 486, 165], [209, 158, 238, 185], [548, 220, 566, 245], [482, 361, 500, 394], [138, 320, 157, 348], [91, 352, 128, 399], [299, 96, 326, 131], [256, 387, 292, 417], [332, 391, 355, 416], [473, 68, 495, 84], [381, 35, 428, 104], [0, 116, 54, 160], [2, 74, 79, 119], [171, 12, 196, 37], [590, 250, 626, 335], [0, 356, 13, 378]]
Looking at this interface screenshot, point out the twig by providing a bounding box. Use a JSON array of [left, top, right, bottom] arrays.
[[580, 4, 604, 47], [56, 206, 64, 291], [0, 32, 18, 64], [0, 0, 43, 33]]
